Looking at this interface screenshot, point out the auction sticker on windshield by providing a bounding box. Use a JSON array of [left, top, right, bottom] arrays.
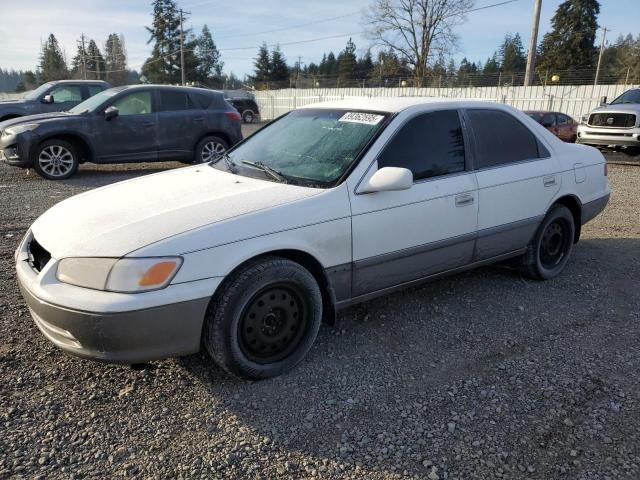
[[339, 112, 385, 125]]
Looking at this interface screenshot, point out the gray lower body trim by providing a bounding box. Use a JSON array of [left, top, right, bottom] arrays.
[[20, 282, 209, 364], [336, 248, 526, 310], [581, 193, 610, 225], [474, 216, 543, 261]]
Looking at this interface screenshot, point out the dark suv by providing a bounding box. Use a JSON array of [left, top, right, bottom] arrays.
[[0, 80, 110, 121], [227, 97, 261, 123], [0, 85, 243, 180]]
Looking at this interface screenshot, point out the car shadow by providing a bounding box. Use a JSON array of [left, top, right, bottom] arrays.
[[62, 162, 184, 188], [174, 237, 640, 478]]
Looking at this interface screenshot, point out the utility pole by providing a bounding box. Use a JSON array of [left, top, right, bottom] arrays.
[[524, 0, 542, 87], [179, 9, 190, 86], [296, 56, 302, 89], [81, 33, 87, 80], [594, 27, 609, 87]]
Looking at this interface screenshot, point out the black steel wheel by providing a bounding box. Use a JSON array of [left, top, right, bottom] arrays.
[[523, 204, 575, 280], [242, 110, 255, 123], [203, 256, 322, 379], [239, 285, 308, 364]]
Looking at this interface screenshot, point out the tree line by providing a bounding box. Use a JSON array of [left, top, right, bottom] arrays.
[[248, 0, 639, 89]]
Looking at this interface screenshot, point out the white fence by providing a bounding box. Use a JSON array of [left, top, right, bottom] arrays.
[[254, 84, 638, 121]]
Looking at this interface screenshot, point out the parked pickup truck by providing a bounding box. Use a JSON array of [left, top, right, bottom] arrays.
[[0, 80, 110, 122], [577, 88, 640, 150]]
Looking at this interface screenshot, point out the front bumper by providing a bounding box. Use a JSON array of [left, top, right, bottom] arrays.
[[15, 233, 218, 364], [0, 131, 36, 167], [577, 125, 640, 147]]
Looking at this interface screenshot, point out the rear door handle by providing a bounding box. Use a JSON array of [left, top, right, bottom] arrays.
[[455, 194, 475, 207], [543, 175, 556, 187], [194, 117, 205, 123]]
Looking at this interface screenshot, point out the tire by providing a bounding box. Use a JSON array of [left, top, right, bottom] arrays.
[[33, 139, 79, 180], [194, 135, 228, 164], [242, 110, 255, 124], [203, 256, 323, 379], [522, 205, 575, 280]]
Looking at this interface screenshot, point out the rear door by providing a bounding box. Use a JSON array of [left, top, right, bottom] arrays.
[[466, 108, 560, 261], [349, 108, 478, 296], [156, 90, 203, 161], [93, 89, 158, 163]]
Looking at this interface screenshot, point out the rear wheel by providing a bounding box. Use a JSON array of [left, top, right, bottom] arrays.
[[522, 205, 575, 280], [33, 139, 79, 180], [194, 135, 228, 164], [242, 110, 255, 123], [203, 257, 322, 379]]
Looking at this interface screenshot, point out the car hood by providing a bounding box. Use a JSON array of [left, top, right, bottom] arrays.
[[0, 112, 75, 129], [31, 166, 321, 258], [591, 103, 640, 114]]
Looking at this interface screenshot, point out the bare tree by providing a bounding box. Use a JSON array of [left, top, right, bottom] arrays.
[[366, 0, 473, 86]]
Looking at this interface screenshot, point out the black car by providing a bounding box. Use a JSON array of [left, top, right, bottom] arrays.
[[0, 85, 243, 180], [0, 80, 110, 122], [227, 97, 261, 123]]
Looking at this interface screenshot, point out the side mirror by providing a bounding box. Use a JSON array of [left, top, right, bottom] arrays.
[[600, 96, 608, 106], [42, 94, 53, 104], [359, 167, 413, 193], [104, 106, 119, 120]]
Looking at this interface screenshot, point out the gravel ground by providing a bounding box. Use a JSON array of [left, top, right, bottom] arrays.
[[0, 128, 639, 479]]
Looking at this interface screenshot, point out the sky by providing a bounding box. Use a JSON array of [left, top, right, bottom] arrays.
[[0, 0, 637, 78]]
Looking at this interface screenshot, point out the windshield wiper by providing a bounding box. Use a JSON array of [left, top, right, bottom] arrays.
[[210, 152, 238, 173], [241, 160, 288, 183]]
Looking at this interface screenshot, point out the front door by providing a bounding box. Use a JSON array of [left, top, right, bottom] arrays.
[[465, 108, 561, 261], [348, 109, 478, 297], [94, 90, 158, 163], [40, 84, 84, 113]]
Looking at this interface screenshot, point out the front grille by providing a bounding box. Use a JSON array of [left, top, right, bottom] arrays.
[[28, 237, 51, 272], [588, 113, 636, 128]]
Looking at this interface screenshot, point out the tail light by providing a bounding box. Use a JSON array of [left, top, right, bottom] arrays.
[[604, 163, 608, 176], [225, 111, 241, 122]]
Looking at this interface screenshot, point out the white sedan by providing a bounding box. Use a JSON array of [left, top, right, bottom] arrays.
[[16, 98, 610, 379]]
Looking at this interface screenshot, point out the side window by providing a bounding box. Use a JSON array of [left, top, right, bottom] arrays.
[[88, 85, 104, 97], [467, 109, 541, 168], [557, 114, 569, 125], [158, 91, 194, 112], [540, 113, 556, 127], [377, 110, 466, 181], [49, 85, 83, 103], [112, 91, 152, 116], [191, 92, 213, 109]]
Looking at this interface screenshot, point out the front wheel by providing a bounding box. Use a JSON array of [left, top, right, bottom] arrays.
[[194, 135, 228, 164], [203, 257, 323, 379], [33, 139, 79, 180], [522, 205, 575, 280]]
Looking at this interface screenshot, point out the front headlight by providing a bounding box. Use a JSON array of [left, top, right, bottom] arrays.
[[56, 257, 183, 293], [4, 123, 39, 136]]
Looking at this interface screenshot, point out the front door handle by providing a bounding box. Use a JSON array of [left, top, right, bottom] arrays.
[[543, 175, 556, 187], [455, 194, 475, 207]]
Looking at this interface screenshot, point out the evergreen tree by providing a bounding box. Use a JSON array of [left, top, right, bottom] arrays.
[[194, 25, 223, 82], [325, 52, 338, 75], [357, 51, 374, 79], [499, 33, 527, 72], [537, 0, 600, 78], [270, 46, 289, 82], [71, 40, 89, 79], [337, 38, 357, 81], [252, 43, 271, 85], [38, 34, 68, 82], [142, 0, 183, 84], [483, 54, 500, 74], [105, 33, 128, 86], [86, 40, 106, 80]]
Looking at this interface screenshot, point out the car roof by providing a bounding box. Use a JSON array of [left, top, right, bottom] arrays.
[[113, 84, 222, 95], [299, 96, 505, 113], [50, 80, 109, 85]]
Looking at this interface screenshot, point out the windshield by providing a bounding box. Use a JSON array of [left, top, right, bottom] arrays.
[[69, 89, 120, 114], [213, 108, 388, 187], [23, 82, 54, 101], [611, 89, 640, 105]]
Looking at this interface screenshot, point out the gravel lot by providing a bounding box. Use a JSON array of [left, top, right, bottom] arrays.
[[1, 127, 639, 479]]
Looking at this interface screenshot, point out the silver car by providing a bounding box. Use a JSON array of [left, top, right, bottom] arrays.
[[577, 88, 640, 149]]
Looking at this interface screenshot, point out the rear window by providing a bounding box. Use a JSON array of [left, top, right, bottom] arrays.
[[467, 109, 542, 168]]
